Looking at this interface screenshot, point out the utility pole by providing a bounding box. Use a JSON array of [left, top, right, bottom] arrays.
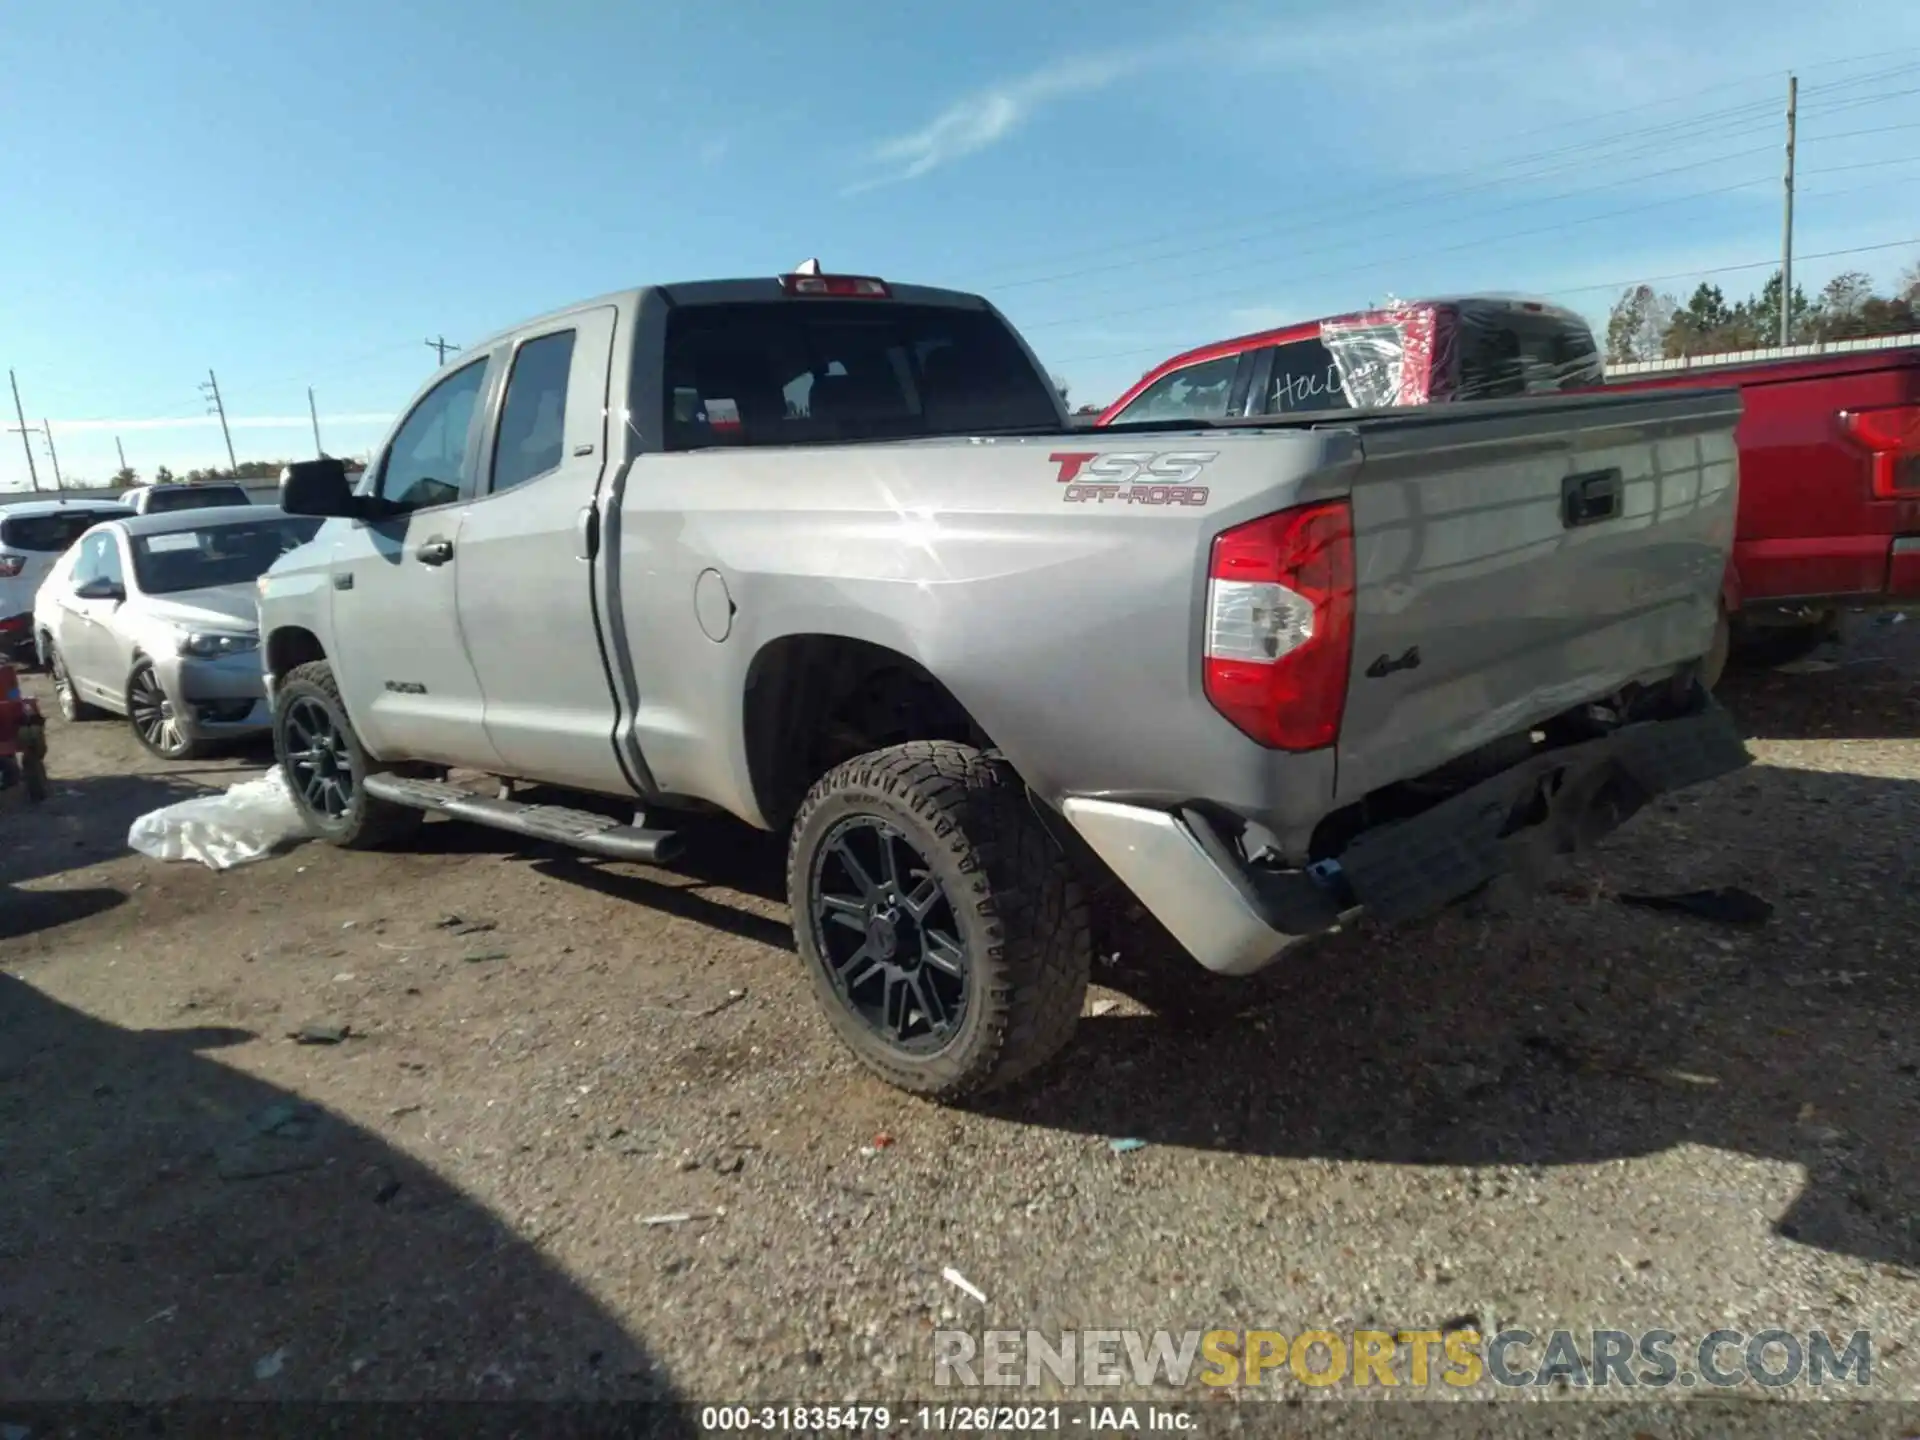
[[200, 368, 238, 477], [1781, 72, 1797, 348], [40, 420, 64, 490], [308, 386, 325, 457], [424, 336, 456, 366], [7, 371, 42, 493], [115, 435, 129, 473]]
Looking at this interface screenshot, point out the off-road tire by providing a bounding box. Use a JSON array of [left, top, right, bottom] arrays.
[[47, 643, 104, 722], [786, 741, 1090, 1099], [273, 660, 424, 850]]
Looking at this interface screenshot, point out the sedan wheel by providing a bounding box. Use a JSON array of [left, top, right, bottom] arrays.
[[127, 659, 197, 760], [49, 645, 102, 722]]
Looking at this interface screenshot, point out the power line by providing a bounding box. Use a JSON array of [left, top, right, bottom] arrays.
[[968, 48, 1920, 290]]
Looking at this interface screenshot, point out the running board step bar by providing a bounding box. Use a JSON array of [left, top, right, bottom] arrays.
[[362, 774, 683, 864]]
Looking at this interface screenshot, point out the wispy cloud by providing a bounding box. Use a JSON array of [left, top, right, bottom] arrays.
[[845, 51, 1147, 195], [52, 414, 393, 433], [845, 5, 1525, 194]]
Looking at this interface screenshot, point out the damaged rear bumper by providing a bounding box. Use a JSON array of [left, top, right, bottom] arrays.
[[1062, 702, 1752, 976]]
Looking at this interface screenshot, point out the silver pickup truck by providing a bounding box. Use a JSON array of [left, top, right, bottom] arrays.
[[258, 266, 1750, 1099]]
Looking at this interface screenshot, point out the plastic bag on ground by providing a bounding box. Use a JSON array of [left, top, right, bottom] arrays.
[[128, 767, 310, 870]]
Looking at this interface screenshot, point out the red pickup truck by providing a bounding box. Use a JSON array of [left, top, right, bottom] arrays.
[[1603, 336, 1920, 672], [1099, 302, 1920, 680]]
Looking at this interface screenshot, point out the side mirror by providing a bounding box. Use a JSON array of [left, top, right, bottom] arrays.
[[279, 457, 365, 519], [75, 577, 125, 604]]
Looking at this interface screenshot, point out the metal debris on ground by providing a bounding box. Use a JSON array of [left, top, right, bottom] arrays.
[[640, 1210, 722, 1226], [1616, 886, 1773, 927], [289, 1021, 350, 1045], [942, 1266, 988, 1304], [699, 988, 748, 1017], [1774, 657, 1840, 674], [1109, 1137, 1149, 1154], [462, 950, 509, 964], [253, 1348, 287, 1380]]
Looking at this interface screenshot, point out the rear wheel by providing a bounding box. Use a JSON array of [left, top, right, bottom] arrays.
[[127, 658, 203, 761], [1730, 609, 1838, 671], [273, 660, 424, 849], [786, 741, 1090, 1099], [1700, 604, 1731, 691], [48, 643, 103, 722], [21, 749, 47, 802]]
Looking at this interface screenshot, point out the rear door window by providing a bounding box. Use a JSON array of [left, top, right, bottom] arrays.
[[0, 509, 132, 552], [661, 301, 1059, 449], [491, 330, 576, 492], [1261, 338, 1351, 414], [1107, 353, 1241, 425]]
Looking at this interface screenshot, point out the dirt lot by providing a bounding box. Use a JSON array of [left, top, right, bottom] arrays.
[[3, 620, 1918, 1424]]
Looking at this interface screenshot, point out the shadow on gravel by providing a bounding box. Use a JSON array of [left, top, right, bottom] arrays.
[[995, 762, 1920, 1273], [0, 972, 691, 1414], [0, 773, 206, 888], [0, 884, 128, 940]]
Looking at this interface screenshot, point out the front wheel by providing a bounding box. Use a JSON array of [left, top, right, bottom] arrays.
[[127, 658, 204, 761], [273, 660, 423, 850], [786, 741, 1091, 1100]]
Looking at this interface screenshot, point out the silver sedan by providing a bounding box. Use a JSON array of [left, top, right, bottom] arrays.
[[34, 506, 322, 760]]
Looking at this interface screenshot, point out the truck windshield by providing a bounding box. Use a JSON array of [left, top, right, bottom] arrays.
[[662, 301, 1060, 449], [141, 485, 254, 514], [130, 516, 324, 595]]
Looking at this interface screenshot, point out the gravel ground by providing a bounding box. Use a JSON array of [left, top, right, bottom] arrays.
[[2, 616, 1917, 1433]]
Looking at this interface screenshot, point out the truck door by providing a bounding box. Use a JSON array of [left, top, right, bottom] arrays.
[[453, 305, 633, 795], [327, 355, 504, 769]]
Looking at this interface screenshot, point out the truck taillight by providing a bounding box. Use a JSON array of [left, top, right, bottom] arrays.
[[1203, 500, 1355, 751], [0, 554, 23, 578], [1840, 403, 1920, 498]]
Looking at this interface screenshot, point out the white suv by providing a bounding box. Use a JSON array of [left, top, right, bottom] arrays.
[[0, 499, 134, 663]]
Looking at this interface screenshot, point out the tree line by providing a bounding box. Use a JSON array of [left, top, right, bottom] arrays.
[[1606, 258, 1920, 364], [79, 458, 364, 491]]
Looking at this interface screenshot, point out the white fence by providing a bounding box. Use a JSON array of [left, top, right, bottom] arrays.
[[1608, 330, 1920, 377]]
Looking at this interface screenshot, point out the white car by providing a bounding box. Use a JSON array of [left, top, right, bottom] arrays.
[[0, 498, 135, 663], [35, 506, 322, 759]]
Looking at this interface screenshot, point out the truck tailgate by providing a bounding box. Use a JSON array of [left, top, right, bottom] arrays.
[[1330, 388, 1741, 802]]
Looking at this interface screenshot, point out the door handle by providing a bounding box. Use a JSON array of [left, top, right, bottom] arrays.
[[574, 504, 599, 561], [415, 537, 455, 566], [1561, 468, 1624, 529]]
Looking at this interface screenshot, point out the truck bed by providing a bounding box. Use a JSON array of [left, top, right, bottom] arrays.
[[612, 385, 1740, 857]]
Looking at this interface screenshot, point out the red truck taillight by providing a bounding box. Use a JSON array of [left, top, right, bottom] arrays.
[[1840, 403, 1920, 499], [1203, 500, 1355, 751]]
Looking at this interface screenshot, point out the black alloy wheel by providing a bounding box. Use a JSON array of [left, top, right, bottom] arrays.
[[810, 815, 970, 1052]]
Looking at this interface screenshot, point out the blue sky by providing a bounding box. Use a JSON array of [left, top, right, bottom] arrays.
[[3, 0, 1919, 489]]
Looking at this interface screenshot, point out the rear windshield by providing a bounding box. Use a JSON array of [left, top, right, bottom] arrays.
[[141, 485, 253, 514], [130, 516, 323, 595], [0, 508, 132, 553], [661, 301, 1060, 449], [1450, 310, 1602, 400]]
